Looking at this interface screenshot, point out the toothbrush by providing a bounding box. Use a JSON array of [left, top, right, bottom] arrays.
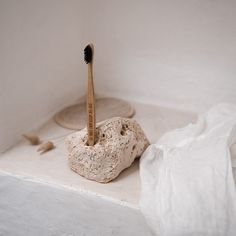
[[84, 44, 96, 146]]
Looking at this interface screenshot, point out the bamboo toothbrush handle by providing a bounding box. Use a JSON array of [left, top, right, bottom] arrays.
[[87, 63, 96, 146]]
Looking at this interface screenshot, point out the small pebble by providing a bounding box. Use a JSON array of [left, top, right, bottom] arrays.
[[37, 141, 55, 155], [23, 134, 41, 145]]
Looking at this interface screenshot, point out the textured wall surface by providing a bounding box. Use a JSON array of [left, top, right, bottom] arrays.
[[90, 0, 236, 112], [0, 174, 152, 236], [0, 0, 88, 152], [1, 0, 236, 152]]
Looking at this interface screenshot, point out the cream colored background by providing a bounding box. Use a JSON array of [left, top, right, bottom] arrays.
[[1, 0, 236, 152]]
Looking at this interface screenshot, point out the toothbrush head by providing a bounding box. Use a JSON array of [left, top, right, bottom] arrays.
[[84, 44, 93, 64]]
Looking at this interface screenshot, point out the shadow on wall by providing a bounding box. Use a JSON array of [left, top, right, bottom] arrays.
[[0, 0, 89, 152]]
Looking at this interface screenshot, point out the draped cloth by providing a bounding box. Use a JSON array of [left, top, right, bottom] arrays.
[[140, 104, 236, 236]]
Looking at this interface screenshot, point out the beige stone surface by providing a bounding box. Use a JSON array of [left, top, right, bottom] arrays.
[[65, 117, 150, 183]]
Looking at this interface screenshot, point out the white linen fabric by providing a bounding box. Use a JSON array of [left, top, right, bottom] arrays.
[[140, 104, 236, 236]]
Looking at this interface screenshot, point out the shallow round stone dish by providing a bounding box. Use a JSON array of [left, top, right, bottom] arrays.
[[54, 97, 135, 130]]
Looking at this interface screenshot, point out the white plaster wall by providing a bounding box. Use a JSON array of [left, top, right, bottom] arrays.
[[91, 0, 236, 112], [0, 173, 153, 236], [1, 0, 236, 151], [0, 0, 89, 152]]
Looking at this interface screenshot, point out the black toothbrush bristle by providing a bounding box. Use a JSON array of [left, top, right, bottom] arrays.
[[84, 45, 93, 64]]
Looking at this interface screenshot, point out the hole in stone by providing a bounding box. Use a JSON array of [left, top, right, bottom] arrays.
[[102, 133, 105, 138], [120, 124, 128, 136], [132, 145, 136, 150], [85, 140, 98, 146]]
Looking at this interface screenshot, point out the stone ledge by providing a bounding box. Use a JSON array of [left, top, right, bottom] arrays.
[[0, 101, 197, 207]]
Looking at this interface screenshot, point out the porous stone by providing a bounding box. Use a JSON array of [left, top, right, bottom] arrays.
[[65, 117, 150, 183]]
